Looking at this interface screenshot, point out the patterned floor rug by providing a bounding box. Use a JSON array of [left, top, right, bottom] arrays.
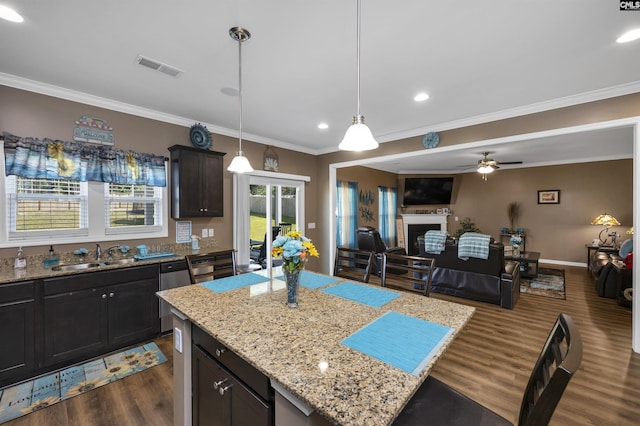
[[0, 342, 167, 424], [520, 267, 566, 300]]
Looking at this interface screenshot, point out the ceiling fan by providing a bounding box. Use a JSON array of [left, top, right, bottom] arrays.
[[459, 152, 523, 180]]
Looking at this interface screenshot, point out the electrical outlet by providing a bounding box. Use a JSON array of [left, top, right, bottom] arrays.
[[202, 228, 208, 238], [208, 228, 214, 237]]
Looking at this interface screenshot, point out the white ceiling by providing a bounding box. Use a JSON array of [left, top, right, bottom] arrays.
[[0, 1, 638, 173]]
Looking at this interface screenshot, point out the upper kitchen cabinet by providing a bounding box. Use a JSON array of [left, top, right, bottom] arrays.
[[169, 145, 225, 218]]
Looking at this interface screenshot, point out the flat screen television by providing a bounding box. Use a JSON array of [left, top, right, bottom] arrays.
[[402, 177, 454, 205]]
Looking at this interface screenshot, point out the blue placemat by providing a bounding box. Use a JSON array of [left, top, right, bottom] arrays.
[[275, 271, 341, 289], [200, 273, 270, 293], [321, 282, 400, 307], [342, 311, 454, 376]]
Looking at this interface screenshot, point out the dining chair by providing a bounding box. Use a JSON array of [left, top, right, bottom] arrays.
[[185, 250, 237, 284], [380, 252, 435, 296], [333, 247, 374, 283], [279, 222, 293, 235], [393, 313, 583, 426]]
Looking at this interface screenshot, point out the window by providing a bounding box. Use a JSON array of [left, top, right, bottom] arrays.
[[6, 176, 88, 239], [1, 176, 168, 247], [105, 183, 162, 234]]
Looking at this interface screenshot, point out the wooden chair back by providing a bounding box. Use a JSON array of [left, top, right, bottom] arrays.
[[380, 252, 435, 296], [334, 247, 374, 283], [518, 313, 583, 426], [279, 222, 293, 235], [186, 250, 237, 284]]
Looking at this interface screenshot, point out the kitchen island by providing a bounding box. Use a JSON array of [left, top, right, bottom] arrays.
[[157, 270, 475, 425]]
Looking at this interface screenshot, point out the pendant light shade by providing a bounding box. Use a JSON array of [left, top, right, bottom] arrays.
[[227, 27, 253, 173], [340, 0, 378, 151]]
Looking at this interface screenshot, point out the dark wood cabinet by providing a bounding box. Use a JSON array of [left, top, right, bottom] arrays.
[[0, 280, 37, 386], [169, 145, 225, 218], [43, 265, 159, 367], [192, 325, 273, 426]]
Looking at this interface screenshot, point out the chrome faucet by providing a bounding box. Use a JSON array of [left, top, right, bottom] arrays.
[[95, 244, 102, 260]]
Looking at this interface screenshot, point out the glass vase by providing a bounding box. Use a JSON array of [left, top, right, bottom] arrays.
[[513, 246, 521, 257], [283, 269, 301, 308]]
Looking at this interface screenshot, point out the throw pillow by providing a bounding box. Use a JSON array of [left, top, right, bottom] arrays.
[[619, 238, 633, 258]]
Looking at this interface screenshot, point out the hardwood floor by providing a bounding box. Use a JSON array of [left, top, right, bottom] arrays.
[[4, 337, 174, 426], [5, 265, 639, 425], [430, 265, 640, 426]]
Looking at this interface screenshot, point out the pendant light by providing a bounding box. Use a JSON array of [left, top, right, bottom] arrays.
[[339, 0, 378, 151], [227, 27, 254, 173]]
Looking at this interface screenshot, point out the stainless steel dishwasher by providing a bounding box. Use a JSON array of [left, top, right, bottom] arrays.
[[159, 259, 191, 333]]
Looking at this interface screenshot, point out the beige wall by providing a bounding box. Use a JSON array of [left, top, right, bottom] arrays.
[[0, 85, 319, 262], [336, 166, 398, 229]]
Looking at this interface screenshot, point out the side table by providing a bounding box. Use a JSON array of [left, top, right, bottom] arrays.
[[505, 251, 540, 279], [586, 244, 618, 272]]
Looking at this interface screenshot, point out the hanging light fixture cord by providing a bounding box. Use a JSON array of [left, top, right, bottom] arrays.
[[355, 0, 361, 120]]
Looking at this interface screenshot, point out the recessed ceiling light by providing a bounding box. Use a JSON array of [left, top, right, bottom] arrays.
[[617, 29, 640, 43], [414, 92, 430, 102], [0, 5, 24, 22], [318, 123, 329, 130]]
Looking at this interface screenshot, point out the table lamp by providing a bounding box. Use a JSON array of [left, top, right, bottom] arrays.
[[591, 213, 621, 246]]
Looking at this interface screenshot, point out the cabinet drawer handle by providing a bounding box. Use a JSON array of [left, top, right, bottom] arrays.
[[102, 293, 107, 299], [219, 383, 233, 396], [213, 379, 227, 390], [215, 348, 226, 357], [109, 292, 114, 298]]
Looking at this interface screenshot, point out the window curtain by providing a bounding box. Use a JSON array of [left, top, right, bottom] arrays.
[[378, 186, 397, 246], [336, 180, 358, 248], [2, 132, 166, 187]]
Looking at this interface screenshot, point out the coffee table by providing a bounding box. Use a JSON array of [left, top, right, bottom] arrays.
[[505, 251, 540, 278]]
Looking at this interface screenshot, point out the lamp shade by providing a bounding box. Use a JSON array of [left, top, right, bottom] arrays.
[[591, 213, 620, 227], [227, 152, 253, 173], [339, 116, 378, 151], [477, 165, 495, 174]]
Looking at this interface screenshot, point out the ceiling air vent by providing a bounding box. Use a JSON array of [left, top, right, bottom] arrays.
[[136, 55, 184, 78]]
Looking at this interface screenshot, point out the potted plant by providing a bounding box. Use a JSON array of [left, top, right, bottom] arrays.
[[454, 217, 482, 239]]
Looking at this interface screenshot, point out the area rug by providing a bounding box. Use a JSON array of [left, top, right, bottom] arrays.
[[520, 267, 565, 300], [0, 342, 167, 424]]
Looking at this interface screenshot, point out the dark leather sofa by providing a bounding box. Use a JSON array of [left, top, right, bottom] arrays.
[[417, 236, 520, 309], [590, 248, 632, 306]]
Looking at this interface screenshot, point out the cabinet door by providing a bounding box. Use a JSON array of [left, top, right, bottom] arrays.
[[43, 288, 107, 366], [170, 145, 225, 218], [201, 152, 223, 217], [108, 278, 159, 347], [192, 344, 272, 426], [193, 344, 231, 425], [0, 300, 35, 384]]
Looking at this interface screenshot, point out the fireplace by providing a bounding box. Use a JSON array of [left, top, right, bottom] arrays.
[[401, 214, 448, 255]]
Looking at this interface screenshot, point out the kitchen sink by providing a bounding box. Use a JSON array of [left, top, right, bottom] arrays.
[[104, 258, 138, 265], [52, 262, 102, 271]]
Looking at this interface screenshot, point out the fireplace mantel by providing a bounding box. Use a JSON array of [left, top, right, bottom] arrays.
[[401, 214, 448, 251]]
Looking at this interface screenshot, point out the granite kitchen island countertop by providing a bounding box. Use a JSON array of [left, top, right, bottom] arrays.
[[157, 271, 475, 425]]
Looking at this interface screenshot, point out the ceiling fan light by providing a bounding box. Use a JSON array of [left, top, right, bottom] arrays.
[[477, 165, 495, 174], [227, 152, 254, 173], [339, 115, 378, 151]]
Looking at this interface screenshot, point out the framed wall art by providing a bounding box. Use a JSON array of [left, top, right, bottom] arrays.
[[538, 190, 560, 204]]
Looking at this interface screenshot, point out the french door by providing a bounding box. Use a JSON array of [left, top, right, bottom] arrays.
[[233, 172, 308, 272]]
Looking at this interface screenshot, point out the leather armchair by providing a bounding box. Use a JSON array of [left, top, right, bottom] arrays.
[[356, 226, 406, 275]]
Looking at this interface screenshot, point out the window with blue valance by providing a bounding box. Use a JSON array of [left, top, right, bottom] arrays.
[[2, 132, 167, 187]]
